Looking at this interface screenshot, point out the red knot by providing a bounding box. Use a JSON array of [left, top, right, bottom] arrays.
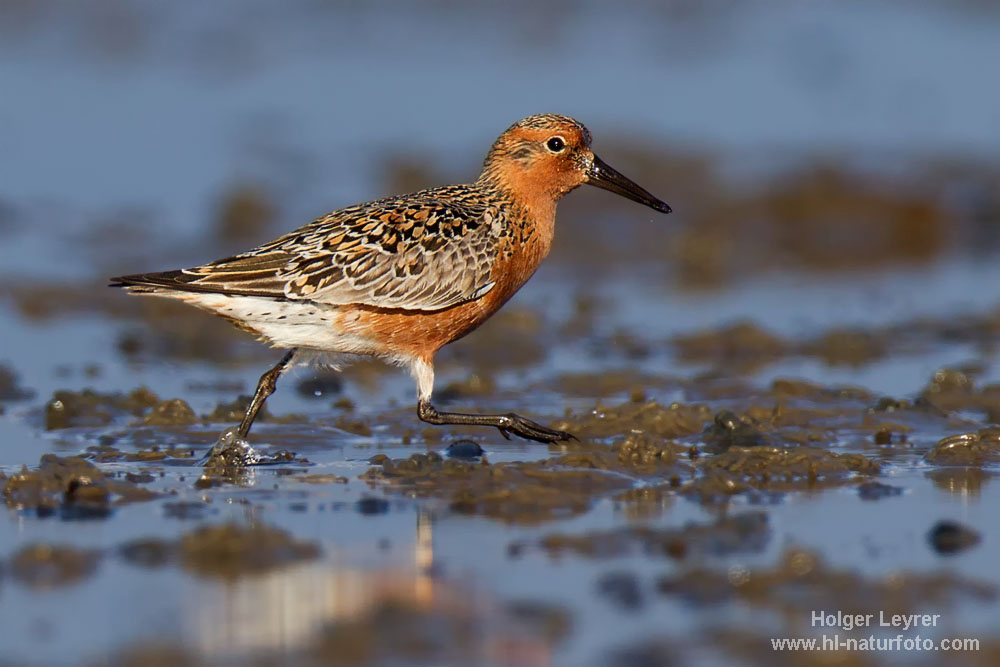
[[111, 114, 670, 446]]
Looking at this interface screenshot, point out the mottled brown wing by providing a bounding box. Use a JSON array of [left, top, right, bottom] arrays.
[[178, 189, 500, 311]]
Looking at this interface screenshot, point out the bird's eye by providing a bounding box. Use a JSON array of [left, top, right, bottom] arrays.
[[546, 136, 566, 152]]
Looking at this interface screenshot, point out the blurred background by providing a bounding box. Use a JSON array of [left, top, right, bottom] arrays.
[[3, 0, 998, 281], [2, 2, 1000, 665], [2, 0, 999, 396]]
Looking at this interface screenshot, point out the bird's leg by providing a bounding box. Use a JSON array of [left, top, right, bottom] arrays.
[[237, 350, 296, 439], [410, 358, 575, 444]]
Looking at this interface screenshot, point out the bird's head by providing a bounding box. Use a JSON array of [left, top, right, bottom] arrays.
[[480, 114, 671, 214]]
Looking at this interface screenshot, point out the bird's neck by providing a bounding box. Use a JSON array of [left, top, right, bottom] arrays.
[[478, 172, 559, 251]]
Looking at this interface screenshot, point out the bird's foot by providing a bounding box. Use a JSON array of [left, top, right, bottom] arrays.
[[199, 426, 260, 467], [495, 413, 577, 444], [417, 400, 576, 444]]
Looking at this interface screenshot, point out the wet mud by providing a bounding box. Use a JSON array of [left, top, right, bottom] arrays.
[[5, 302, 1000, 664], [363, 452, 636, 525], [3, 454, 159, 518], [43, 388, 306, 432]]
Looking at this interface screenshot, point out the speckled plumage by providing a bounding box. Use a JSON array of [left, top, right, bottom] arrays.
[[111, 114, 670, 446], [131, 185, 503, 311]]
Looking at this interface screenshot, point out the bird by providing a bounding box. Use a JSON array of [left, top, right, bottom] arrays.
[[111, 114, 670, 449]]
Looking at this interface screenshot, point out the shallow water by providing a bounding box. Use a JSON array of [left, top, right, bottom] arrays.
[[2, 2, 1000, 666]]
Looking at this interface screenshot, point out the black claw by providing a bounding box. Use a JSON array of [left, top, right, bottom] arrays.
[[500, 416, 576, 444]]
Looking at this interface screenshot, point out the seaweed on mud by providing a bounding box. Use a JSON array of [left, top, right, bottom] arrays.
[[3, 454, 159, 518], [550, 387, 896, 460], [43, 386, 301, 431], [686, 380, 937, 456], [362, 452, 634, 525], [925, 428, 1000, 466], [40, 387, 310, 470], [547, 432, 692, 476], [364, 396, 885, 516], [682, 445, 880, 503], [701, 445, 878, 479], [611, 432, 687, 470], [702, 410, 773, 451]]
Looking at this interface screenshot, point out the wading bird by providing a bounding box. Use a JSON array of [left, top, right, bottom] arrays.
[[112, 114, 670, 448]]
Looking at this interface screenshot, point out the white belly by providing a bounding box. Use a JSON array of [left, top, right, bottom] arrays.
[[142, 291, 379, 356]]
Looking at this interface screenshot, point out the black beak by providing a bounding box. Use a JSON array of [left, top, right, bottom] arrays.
[[586, 154, 671, 214]]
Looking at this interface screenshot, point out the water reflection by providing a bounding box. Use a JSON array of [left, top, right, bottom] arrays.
[[183, 510, 554, 664], [185, 509, 437, 656], [926, 467, 993, 500]]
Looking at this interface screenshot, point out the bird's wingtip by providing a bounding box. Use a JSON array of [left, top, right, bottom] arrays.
[[108, 274, 147, 288]]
